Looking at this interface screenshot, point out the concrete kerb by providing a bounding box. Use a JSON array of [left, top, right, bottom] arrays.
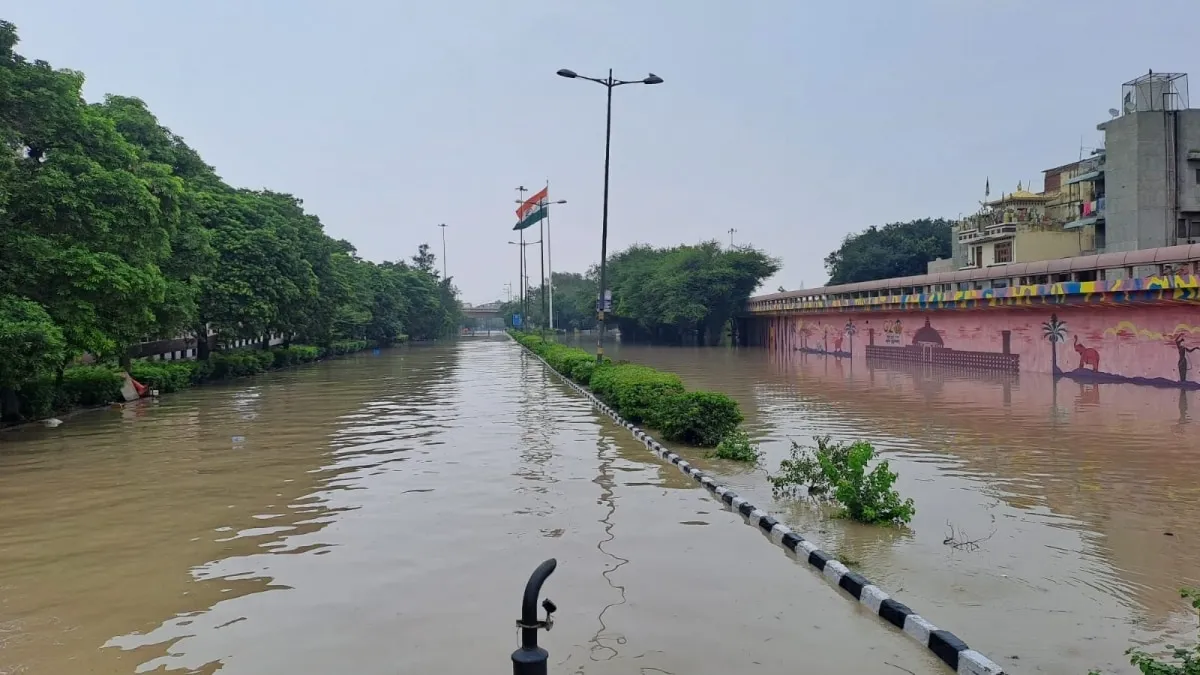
[[511, 337, 1006, 675]]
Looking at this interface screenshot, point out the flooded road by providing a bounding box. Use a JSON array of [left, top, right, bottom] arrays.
[[594, 340, 1200, 675], [0, 339, 943, 675]]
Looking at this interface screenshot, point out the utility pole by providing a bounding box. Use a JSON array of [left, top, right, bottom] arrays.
[[728, 228, 737, 247]]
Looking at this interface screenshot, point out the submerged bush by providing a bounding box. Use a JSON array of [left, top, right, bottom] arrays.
[[771, 436, 851, 499], [510, 330, 742, 448], [771, 436, 914, 526], [2, 341, 358, 424], [274, 345, 321, 367], [655, 391, 742, 447], [130, 361, 201, 394], [708, 430, 762, 462], [589, 363, 684, 425], [60, 366, 125, 407], [325, 340, 369, 356]]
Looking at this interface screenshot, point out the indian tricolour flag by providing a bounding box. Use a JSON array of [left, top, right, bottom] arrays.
[[514, 186, 549, 231]]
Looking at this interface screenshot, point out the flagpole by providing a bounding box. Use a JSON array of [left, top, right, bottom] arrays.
[[515, 186, 528, 327], [546, 180, 554, 331], [539, 194, 547, 331]]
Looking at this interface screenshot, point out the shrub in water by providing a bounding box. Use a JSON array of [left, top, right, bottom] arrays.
[[273, 345, 321, 367], [210, 349, 274, 378], [771, 436, 914, 526], [708, 429, 762, 462], [326, 340, 368, 356], [14, 376, 56, 420], [130, 361, 200, 394], [510, 330, 739, 448], [588, 363, 685, 425], [656, 391, 743, 447], [770, 435, 851, 499], [60, 366, 124, 407]]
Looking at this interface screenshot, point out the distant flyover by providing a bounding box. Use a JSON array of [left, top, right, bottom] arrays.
[[461, 303, 507, 334]]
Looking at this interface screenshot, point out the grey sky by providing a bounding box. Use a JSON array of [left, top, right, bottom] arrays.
[[8, 1, 1199, 303]]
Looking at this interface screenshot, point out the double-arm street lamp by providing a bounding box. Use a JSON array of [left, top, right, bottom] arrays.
[[556, 67, 662, 361], [508, 238, 540, 328]]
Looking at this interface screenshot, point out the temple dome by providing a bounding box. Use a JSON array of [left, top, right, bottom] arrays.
[[912, 317, 944, 346]]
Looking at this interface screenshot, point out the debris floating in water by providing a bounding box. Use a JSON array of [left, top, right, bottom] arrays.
[[43, 418, 63, 428]]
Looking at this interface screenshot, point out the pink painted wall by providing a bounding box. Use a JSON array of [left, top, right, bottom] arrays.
[[765, 306, 1200, 384]]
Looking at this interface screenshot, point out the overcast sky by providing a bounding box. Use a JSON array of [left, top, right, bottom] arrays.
[[8, 1, 1199, 303]]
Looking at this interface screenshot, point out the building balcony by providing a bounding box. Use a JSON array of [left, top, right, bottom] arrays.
[[1064, 197, 1105, 230]]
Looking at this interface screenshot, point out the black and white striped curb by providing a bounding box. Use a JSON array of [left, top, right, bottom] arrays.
[[514, 339, 1006, 675]]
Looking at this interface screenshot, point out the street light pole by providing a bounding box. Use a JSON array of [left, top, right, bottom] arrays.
[[438, 223, 448, 279], [508, 239, 540, 329], [539, 216, 547, 330], [556, 67, 663, 361]]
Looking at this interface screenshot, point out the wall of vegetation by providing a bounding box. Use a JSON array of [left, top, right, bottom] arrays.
[[0, 21, 460, 422]]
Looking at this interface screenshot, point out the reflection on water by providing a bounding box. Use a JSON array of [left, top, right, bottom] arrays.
[[0, 339, 943, 675], [595, 340, 1200, 675]]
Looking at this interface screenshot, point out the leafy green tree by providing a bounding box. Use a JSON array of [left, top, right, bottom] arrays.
[[823, 218, 952, 285], [0, 295, 65, 417], [0, 21, 462, 421], [596, 241, 778, 345]]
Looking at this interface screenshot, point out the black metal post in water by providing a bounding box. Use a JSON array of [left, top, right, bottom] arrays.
[[511, 558, 557, 675]]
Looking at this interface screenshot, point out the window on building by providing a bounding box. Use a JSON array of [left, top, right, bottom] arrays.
[[993, 241, 1013, 264], [1195, 167, 1200, 184], [1177, 218, 1200, 240], [972, 246, 983, 267]]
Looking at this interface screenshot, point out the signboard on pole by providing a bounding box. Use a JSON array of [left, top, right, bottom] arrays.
[[512, 313, 522, 328]]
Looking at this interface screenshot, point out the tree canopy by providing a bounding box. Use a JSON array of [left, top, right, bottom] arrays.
[[504, 243, 777, 345], [605, 242, 779, 345], [0, 20, 459, 399], [823, 218, 952, 285]]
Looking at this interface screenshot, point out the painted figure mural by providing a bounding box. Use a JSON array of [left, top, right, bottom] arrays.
[[787, 318, 852, 358], [1172, 333, 1200, 383]]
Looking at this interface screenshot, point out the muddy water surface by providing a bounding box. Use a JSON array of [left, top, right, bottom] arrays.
[[0, 339, 944, 675], [594, 340, 1200, 675]]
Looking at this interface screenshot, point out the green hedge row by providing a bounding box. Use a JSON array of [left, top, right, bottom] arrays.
[[511, 331, 743, 447], [6, 341, 373, 424]]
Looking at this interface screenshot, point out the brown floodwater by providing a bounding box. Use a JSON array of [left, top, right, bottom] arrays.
[[0, 338, 946, 675], [588, 338, 1200, 675]]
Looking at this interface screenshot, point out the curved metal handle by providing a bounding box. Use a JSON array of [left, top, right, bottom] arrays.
[[519, 558, 557, 648]]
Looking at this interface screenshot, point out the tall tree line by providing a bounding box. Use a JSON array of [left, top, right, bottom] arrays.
[[0, 21, 459, 395], [509, 242, 778, 345], [823, 218, 953, 285]]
